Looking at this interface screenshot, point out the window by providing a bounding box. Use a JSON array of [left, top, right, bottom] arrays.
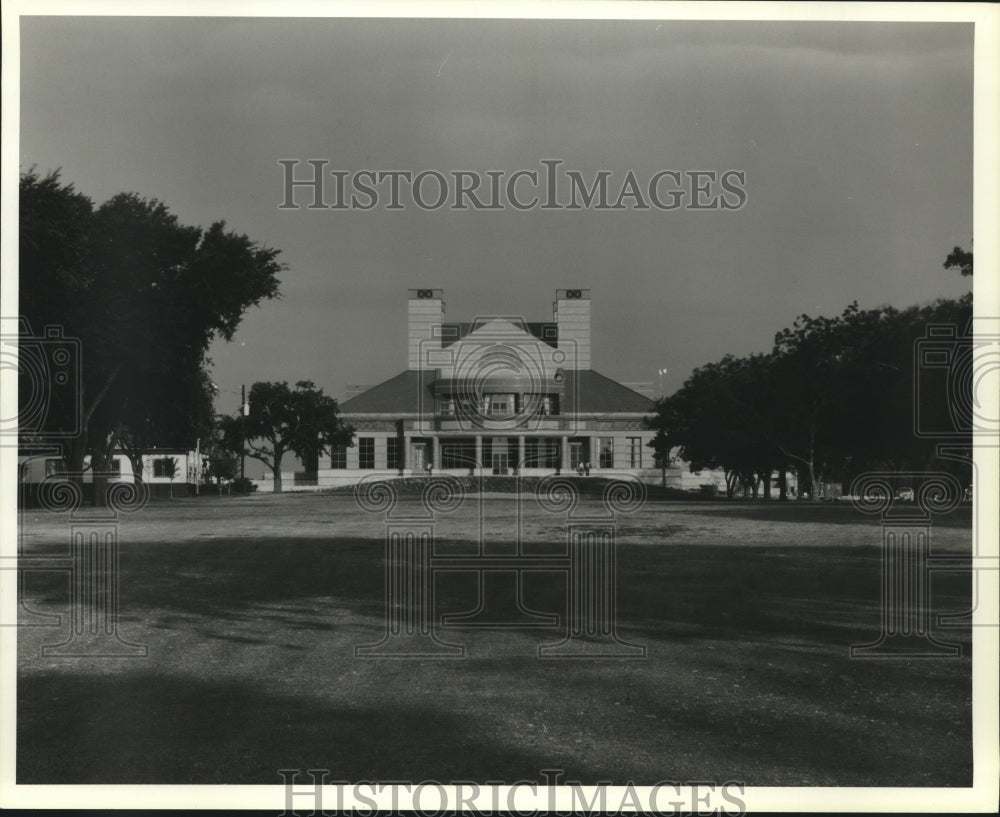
[[387, 438, 402, 469], [153, 457, 176, 478], [486, 394, 514, 416], [359, 438, 375, 469], [542, 438, 560, 468], [44, 458, 65, 477], [441, 439, 475, 469], [524, 438, 539, 466], [599, 437, 614, 468], [108, 458, 122, 476], [439, 399, 455, 416], [540, 395, 559, 416], [330, 445, 347, 469], [628, 437, 642, 468]]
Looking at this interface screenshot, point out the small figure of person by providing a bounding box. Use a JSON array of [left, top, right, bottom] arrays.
[[424, 461, 433, 476], [576, 462, 585, 476], [584, 461, 591, 476]]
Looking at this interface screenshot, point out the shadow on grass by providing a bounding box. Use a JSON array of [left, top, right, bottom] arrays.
[[17, 670, 582, 784], [21, 536, 974, 655], [610, 544, 973, 649], [665, 501, 974, 528], [19, 536, 973, 785], [24, 537, 388, 626]]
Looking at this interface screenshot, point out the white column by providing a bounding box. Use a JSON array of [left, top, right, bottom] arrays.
[[474, 435, 482, 475], [517, 436, 525, 472]]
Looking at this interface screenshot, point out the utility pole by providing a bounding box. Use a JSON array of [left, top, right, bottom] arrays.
[[657, 368, 669, 487], [240, 384, 247, 481]]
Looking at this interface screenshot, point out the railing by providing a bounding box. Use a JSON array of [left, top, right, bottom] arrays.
[[432, 417, 576, 432]]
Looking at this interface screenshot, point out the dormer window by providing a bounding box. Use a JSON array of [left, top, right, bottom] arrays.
[[540, 395, 559, 416], [486, 394, 514, 416]]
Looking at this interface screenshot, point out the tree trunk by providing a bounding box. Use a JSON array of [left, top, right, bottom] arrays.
[[271, 463, 282, 494], [724, 469, 737, 499], [91, 440, 112, 507], [778, 467, 787, 501], [122, 435, 145, 484], [67, 435, 87, 489], [129, 452, 144, 483], [761, 470, 772, 501], [806, 462, 818, 501], [807, 428, 818, 501], [74, 365, 124, 504]]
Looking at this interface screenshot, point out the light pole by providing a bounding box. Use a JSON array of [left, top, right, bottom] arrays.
[[657, 368, 669, 487], [240, 384, 249, 482]]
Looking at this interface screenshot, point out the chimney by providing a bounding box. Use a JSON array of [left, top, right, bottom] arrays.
[[554, 289, 591, 370], [408, 289, 444, 370]]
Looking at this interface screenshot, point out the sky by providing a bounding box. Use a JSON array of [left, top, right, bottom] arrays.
[[17, 15, 974, 411]]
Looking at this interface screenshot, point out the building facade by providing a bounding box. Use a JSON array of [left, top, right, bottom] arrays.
[[315, 289, 672, 487], [18, 449, 204, 499]]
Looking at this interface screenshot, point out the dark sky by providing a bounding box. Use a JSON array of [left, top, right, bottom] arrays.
[[18, 16, 974, 410]]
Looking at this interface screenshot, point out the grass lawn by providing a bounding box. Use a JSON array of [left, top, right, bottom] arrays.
[[16, 492, 973, 785]]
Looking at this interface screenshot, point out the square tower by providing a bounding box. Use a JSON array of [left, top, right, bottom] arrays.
[[408, 289, 445, 370], [554, 288, 591, 370]]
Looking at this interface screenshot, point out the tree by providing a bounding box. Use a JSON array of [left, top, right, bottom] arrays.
[[19, 170, 283, 503], [769, 303, 868, 496], [199, 420, 239, 493], [646, 354, 783, 499], [220, 380, 354, 494], [647, 427, 672, 488], [943, 245, 973, 277], [117, 364, 216, 483], [648, 293, 973, 501], [161, 456, 179, 499], [770, 296, 972, 489], [207, 450, 239, 493]]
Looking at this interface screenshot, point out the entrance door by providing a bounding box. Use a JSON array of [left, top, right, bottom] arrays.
[[569, 441, 584, 471], [411, 442, 427, 472], [492, 452, 509, 475]]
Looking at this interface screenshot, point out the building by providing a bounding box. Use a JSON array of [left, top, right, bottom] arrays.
[[312, 289, 671, 487], [19, 449, 204, 498]]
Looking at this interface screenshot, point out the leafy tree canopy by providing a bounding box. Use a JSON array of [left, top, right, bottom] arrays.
[[219, 380, 354, 493], [648, 294, 973, 498], [19, 169, 284, 498]]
